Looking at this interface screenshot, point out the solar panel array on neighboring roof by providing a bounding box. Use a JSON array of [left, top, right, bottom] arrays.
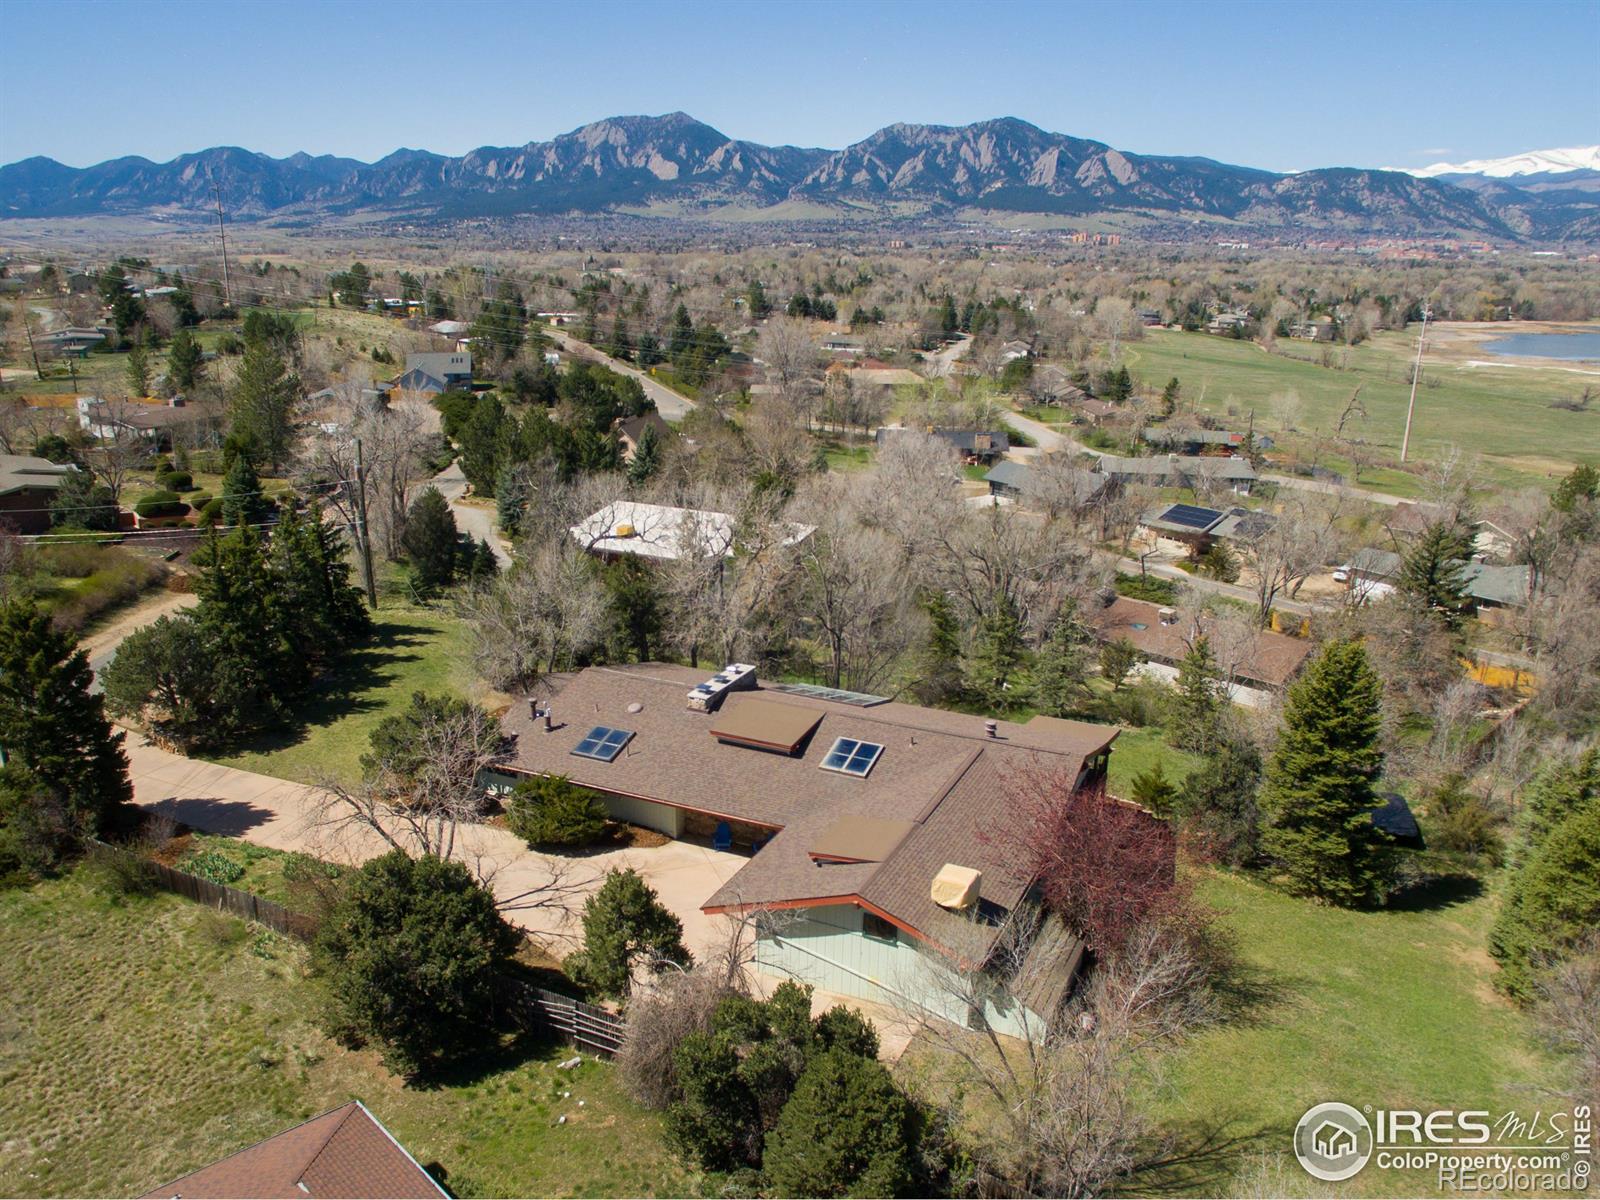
[[768, 682, 891, 708], [572, 725, 634, 762], [820, 736, 885, 777], [1160, 503, 1225, 530]]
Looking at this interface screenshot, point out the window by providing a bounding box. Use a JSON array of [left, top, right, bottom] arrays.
[[820, 737, 884, 778], [862, 912, 898, 943], [571, 725, 634, 762]]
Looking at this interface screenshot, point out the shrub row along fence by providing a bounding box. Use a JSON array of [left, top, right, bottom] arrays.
[[96, 840, 625, 1057], [502, 978, 626, 1058]]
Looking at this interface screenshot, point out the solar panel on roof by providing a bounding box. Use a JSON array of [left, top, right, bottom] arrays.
[[571, 725, 634, 762], [1160, 503, 1224, 530], [769, 682, 890, 708], [819, 736, 884, 777]]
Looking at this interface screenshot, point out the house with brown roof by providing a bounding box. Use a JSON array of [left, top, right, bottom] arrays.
[[1087, 595, 1313, 691], [611, 411, 673, 463], [494, 663, 1119, 1036], [142, 1101, 445, 1199], [0, 453, 83, 534]]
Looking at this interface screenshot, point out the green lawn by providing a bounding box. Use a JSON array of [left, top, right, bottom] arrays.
[[207, 599, 476, 787], [1106, 725, 1203, 794], [1136, 870, 1562, 1198], [1124, 328, 1600, 492], [0, 869, 694, 1199]]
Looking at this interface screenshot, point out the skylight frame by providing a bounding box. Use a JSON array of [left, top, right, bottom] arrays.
[[571, 725, 635, 763], [819, 736, 885, 778]]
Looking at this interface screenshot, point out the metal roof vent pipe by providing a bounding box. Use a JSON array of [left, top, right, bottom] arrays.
[[984, 719, 998, 739]]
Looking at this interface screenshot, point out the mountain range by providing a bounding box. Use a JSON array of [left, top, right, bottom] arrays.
[[3, 114, 1596, 241]]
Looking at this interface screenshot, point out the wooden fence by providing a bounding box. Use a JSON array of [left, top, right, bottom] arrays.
[[91, 840, 318, 941], [503, 978, 626, 1058]]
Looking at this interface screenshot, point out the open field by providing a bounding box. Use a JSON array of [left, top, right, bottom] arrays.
[[0, 869, 694, 1199], [207, 597, 477, 788], [1124, 326, 1600, 493], [1136, 870, 1564, 1198]]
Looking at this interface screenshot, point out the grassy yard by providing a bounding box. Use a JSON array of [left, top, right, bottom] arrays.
[[0, 869, 694, 1199], [1106, 725, 1203, 794], [207, 597, 477, 787], [1124, 328, 1600, 492], [1135, 870, 1563, 1197]]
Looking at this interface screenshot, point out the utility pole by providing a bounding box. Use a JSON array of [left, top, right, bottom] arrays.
[[352, 437, 378, 608], [211, 173, 233, 310], [21, 310, 44, 380], [1399, 305, 1430, 464]]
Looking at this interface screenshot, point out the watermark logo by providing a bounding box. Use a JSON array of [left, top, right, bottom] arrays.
[[1294, 1102, 1375, 1181]]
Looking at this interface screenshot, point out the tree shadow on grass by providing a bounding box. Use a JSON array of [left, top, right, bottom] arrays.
[[1130, 1115, 1280, 1197], [1384, 872, 1484, 913], [214, 622, 434, 760]]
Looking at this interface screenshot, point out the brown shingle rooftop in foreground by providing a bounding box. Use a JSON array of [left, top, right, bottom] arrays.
[[141, 1101, 446, 1199], [502, 664, 1120, 964]]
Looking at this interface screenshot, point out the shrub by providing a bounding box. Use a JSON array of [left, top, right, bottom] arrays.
[[82, 841, 156, 899], [133, 490, 187, 519], [505, 774, 609, 846], [158, 470, 194, 491], [181, 848, 245, 885], [186, 491, 211, 508], [763, 1050, 917, 1198], [198, 497, 224, 524], [44, 549, 163, 632], [313, 850, 520, 1078], [1115, 572, 1178, 604], [1489, 798, 1600, 1001], [1426, 775, 1505, 865]]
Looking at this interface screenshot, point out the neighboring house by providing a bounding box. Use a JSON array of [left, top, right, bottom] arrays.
[[571, 500, 813, 562], [1139, 308, 1164, 326], [999, 339, 1032, 362], [494, 662, 1120, 1037], [1094, 454, 1257, 494], [76, 397, 198, 448], [1289, 318, 1336, 341], [1141, 426, 1273, 455], [985, 459, 1106, 509], [1341, 547, 1530, 618], [1206, 311, 1250, 335], [612, 411, 673, 463], [0, 453, 83, 534], [821, 333, 866, 355], [985, 459, 1033, 500], [875, 426, 1011, 465], [37, 326, 109, 356], [1137, 502, 1228, 554], [140, 1101, 446, 1200], [394, 351, 472, 395], [427, 319, 470, 338], [1087, 595, 1313, 691], [1386, 503, 1515, 561]]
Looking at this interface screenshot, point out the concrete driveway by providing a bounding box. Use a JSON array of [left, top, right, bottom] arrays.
[[431, 461, 513, 567], [126, 732, 745, 957]]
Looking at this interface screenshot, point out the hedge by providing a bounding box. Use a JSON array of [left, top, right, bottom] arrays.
[[133, 490, 188, 519], [158, 470, 194, 491]]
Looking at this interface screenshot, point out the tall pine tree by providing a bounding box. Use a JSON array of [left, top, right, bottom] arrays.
[[229, 333, 298, 467], [1168, 636, 1225, 754], [401, 487, 459, 592], [1400, 520, 1474, 623], [1259, 640, 1391, 905], [0, 599, 133, 836], [1031, 602, 1092, 718]]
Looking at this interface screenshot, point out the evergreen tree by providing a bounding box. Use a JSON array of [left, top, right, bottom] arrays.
[[1549, 463, 1599, 514], [494, 466, 530, 538], [745, 279, 770, 318], [1031, 602, 1092, 717], [193, 523, 294, 731], [400, 487, 459, 592], [267, 502, 371, 659], [910, 589, 964, 706], [1160, 376, 1181, 416], [565, 867, 690, 997], [229, 332, 298, 466], [1099, 636, 1142, 691], [463, 536, 499, 586], [606, 556, 664, 662], [1511, 749, 1600, 865], [220, 453, 266, 527], [0, 600, 133, 838], [1173, 737, 1263, 865], [762, 1050, 917, 1198], [965, 594, 1025, 712], [165, 327, 205, 394], [1130, 762, 1178, 817], [627, 422, 662, 485], [1400, 520, 1474, 623], [124, 343, 150, 397], [1168, 636, 1225, 754], [1488, 797, 1600, 1001], [1258, 640, 1391, 905], [49, 470, 119, 532]]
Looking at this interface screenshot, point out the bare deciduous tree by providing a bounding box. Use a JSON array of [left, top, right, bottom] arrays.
[[756, 316, 822, 405], [300, 388, 435, 560], [461, 540, 611, 691]]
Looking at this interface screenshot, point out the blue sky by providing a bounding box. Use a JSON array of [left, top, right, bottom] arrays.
[[3, 0, 1596, 171]]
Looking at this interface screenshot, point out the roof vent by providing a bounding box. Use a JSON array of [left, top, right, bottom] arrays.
[[613, 522, 636, 538], [687, 662, 758, 712], [932, 863, 981, 910]]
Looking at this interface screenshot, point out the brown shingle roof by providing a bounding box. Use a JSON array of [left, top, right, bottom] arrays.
[[503, 664, 1119, 962], [141, 1102, 446, 1199], [1087, 595, 1312, 688]]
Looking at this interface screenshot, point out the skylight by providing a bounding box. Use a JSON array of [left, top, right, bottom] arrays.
[[820, 737, 884, 778], [572, 725, 634, 762]]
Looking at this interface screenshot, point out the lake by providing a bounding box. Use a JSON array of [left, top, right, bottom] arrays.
[[1481, 331, 1600, 362]]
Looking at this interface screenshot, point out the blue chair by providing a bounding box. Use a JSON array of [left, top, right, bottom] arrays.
[[712, 821, 733, 852]]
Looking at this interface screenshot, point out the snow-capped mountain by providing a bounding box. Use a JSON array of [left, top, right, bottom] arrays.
[[1396, 147, 1600, 179]]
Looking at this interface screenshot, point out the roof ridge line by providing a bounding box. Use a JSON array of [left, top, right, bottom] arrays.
[[296, 1102, 361, 1187], [859, 746, 987, 895]]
